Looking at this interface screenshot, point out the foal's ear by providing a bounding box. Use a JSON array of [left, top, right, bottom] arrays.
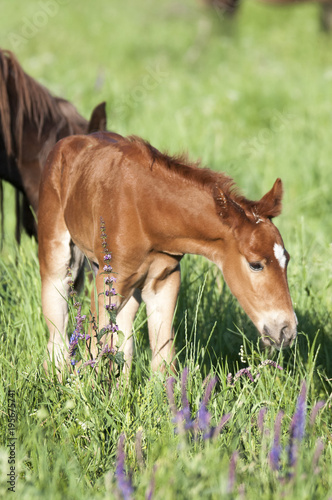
[[256, 178, 283, 219], [214, 187, 246, 225], [88, 101, 107, 133]]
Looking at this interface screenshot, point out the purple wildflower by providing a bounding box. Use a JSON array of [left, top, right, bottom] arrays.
[[212, 412, 231, 439], [103, 264, 112, 273], [269, 410, 284, 471], [167, 369, 231, 440], [167, 368, 193, 432], [288, 381, 307, 467], [104, 254, 112, 261], [104, 324, 119, 333], [105, 287, 117, 296], [197, 404, 211, 434], [105, 303, 117, 311], [166, 377, 177, 417], [135, 430, 144, 470], [197, 376, 217, 436], [98, 343, 116, 358], [83, 359, 96, 368], [309, 401, 325, 426], [116, 434, 134, 500], [145, 465, 157, 500], [178, 367, 193, 429], [257, 360, 283, 370], [227, 451, 239, 493], [312, 438, 324, 474], [257, 407, 268, 434], [233, 368, 254, 383], [68, 303, 90, 364], [291, 381, 307, 441], [104, 276, 116, 284]]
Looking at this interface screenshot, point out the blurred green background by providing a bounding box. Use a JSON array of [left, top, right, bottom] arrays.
[[1, 2, 332, 499]]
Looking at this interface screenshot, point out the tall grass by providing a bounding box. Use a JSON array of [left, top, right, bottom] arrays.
[[0, 0, 332, 498]]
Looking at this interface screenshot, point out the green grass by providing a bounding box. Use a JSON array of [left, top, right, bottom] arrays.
[[0, 0, 332, 498]]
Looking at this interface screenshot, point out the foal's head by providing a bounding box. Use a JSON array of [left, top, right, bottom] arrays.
[[215, 178, 297, 349]]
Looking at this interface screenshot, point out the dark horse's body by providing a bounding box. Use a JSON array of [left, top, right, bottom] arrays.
[[205, 0, 332, 32], [0, 49, 107, 242]]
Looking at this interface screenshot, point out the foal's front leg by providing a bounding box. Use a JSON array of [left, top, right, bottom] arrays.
[[142, 263, 181, 372], [39, 228, 84, 371]]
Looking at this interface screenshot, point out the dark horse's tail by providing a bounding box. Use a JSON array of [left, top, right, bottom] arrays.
[[0, 49, 61, 245]]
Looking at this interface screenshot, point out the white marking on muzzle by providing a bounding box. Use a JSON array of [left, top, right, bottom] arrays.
[[273, 243, 286, 269]]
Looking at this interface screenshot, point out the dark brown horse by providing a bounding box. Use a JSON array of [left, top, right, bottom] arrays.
[[205, 0, 332, 31], [38, 131, 297, 372], [0, 49, 107, 242]]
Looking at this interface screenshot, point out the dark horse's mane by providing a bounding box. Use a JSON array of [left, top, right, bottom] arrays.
[[0, 49, 62, 159], [0, 49, 95, 243]]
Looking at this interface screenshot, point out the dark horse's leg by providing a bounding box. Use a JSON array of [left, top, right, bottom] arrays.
[[204, 0, 240, 16], [0, 150, 26, 245], [320, 3, 332, 32]]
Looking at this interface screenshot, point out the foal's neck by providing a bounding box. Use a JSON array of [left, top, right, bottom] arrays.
[[150, 178, 229, 266]]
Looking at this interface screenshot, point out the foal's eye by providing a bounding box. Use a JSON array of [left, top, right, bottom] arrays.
[[249, 262, 264, 272]]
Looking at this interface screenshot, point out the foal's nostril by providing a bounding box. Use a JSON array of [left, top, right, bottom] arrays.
[[279, 324, 294, 346], [262, 322, 297, 348]]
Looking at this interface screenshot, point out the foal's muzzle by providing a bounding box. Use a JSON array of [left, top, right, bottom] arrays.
[[262, 323, 297, 349]]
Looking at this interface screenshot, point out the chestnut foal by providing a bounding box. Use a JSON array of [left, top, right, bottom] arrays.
[[38, 131, 297, 372]]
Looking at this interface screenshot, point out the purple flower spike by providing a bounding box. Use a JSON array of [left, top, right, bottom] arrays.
[[116, 434, 134, 500], [269, 410, 284, 471], [233, 368, 254, 383], [197, 376, 217, 434], [227, 451, 239, 493], [312, 438, 324, 474], [309, 401, 325, 426], [84, 359, 96, 368], [291, 381, 307, 441], [288, 381, 307, 467], [213, 412, 231, 439], [258, 360, 283, 371], [202, 376, 217, 406], [166, 377, 177, 417], [197, 403, 211, 434], [257, 407, 268, 434], [103, 265, 112, 273], [179, 368, 192, 429], [105, 324, 119, 333], [146, 465, 157, 500], [104, 254, 112, 261]]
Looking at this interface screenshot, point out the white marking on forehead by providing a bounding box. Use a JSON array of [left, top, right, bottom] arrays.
[[273, 243, 286, 269]]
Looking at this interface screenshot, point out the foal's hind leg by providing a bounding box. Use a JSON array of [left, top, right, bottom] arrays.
[[116, 289, 142, 371], [142, 262, 181, 372], [39, 222, 84, 371]]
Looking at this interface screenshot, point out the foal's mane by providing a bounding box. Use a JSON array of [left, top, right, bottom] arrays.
[[0, 49, 62, 158], [126, 135, 250, 207]]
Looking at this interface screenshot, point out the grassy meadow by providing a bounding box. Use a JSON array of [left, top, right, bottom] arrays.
[[0, 0, 332, 498]]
